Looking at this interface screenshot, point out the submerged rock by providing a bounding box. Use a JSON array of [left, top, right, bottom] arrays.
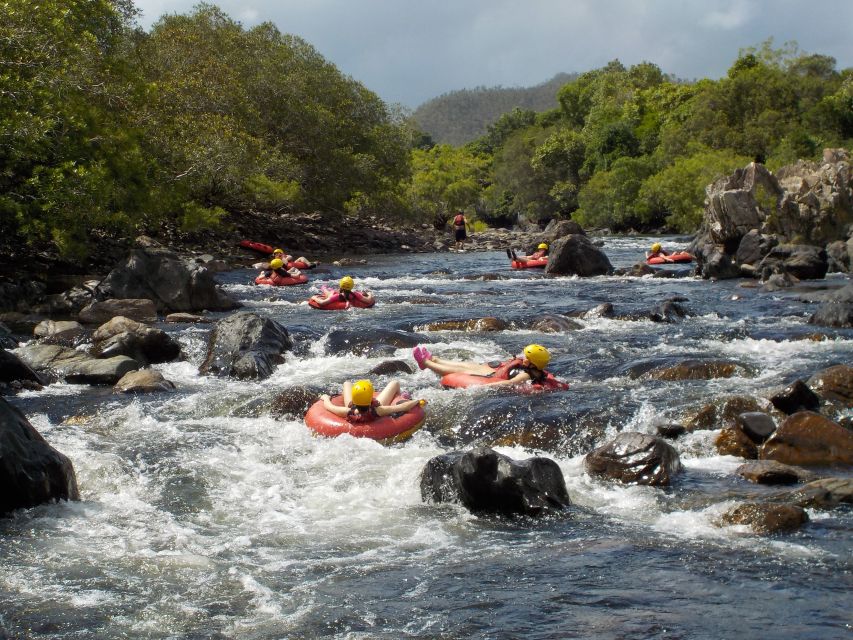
[[809, 282, 853, 328], [0, 397, 79, 515], [324, 328, 424, 356], [420, 446, 571, 517], [782, 477, 853, 509], [419, 317, 508, 332], [736, 460, 814, 485]]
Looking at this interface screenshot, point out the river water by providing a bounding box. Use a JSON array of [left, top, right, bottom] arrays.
[[2, 237, 852, 639]]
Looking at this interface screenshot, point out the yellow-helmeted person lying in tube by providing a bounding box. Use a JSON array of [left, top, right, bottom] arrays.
[[320, 379, 426, 424], [508, 242, 548, 263], [310, 276, 375, 308], [645, 242, 674, 263], [413, 343, 554, 386]]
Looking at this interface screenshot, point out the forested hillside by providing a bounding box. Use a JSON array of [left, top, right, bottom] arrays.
[[411, 73, 576, 145]]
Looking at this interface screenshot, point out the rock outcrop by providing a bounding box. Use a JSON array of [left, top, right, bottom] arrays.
[[545, 234, 612, 277], [1, 397, 79, 515], [99, 247, 239, 312], [689, 150, 852, 280]]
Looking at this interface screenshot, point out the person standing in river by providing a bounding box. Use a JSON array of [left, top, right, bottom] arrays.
[[451, 211, 471, 251]]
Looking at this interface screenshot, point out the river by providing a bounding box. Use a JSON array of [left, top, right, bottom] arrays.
[[2, 236, 852, 639]]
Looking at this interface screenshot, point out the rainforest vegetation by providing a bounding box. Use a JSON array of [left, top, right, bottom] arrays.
[[2, 1, 852, 258]]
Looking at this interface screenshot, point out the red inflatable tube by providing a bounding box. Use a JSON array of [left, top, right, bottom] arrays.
[[308, 290, 375, 310], [288, 260, 313, 270], [511, 258, 548, 269], [440, 371, 569, 392], [646, 251, 693, 265], [255, 273, 309, 286], [239, 240, 275, 255], [304, 393, 426, 443]]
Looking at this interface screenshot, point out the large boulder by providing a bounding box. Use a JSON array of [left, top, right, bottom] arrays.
[[760, 411, 853, 466], [809, 281, 853, 328], [99, 247, 239, 312], [14, 343, 140, 385], [545, 234, 612, 277], [113, 369, 176, 394], [769, 379, 821, 415], [90, 316, 181, 365], [584, 432, 682, 486], [33, 320, 86, 344], [783, 477, 853, 509], [0, 397, 79, 515], [199, 312, 292, 380], [420, 447, 571, 517], [542, 219, 585, 241]]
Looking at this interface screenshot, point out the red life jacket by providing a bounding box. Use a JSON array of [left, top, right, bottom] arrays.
[[453, 214, 465, 226], [491, 358, 546, 383], [346, 399, 380, 424]]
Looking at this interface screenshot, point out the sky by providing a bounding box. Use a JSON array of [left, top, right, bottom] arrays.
[[132, 0, 853, 109]]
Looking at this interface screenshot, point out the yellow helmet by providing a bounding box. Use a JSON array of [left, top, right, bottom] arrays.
[[351, 379, 374, 406], [270, 258, 284, 269], [273, 248, 284, 255], [339, 276, 354, 291], [538, 243, 548, 250], [523, 344, 550, 370], [651, 243, 662, 252]]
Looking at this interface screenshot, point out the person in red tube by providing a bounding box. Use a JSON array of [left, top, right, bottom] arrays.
[[413, 343, 554, 387], [319, 379, 425, 422], [309, 276, 375, 308], [508, 242, 548, 263]]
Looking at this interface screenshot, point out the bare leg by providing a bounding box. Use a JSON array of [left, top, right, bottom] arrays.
[[377, 380, 399, 405], [422, 357, 494, 376], [342, 380, 353, 405]]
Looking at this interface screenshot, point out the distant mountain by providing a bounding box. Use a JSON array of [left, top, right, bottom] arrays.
[[411, 73, 577, 146]]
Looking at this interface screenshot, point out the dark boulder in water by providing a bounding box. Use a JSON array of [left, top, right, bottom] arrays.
[[760, 411, 853, 466], [369, 359, 414, 376], [736, 460, 814, 485], [0, 397, 79, 515], [545, 234, 612, 277], [199, 312, 292, 380], [269, 386, 325, 419], [770, 379, 821, 415], [734, 412, 777, 444], [809, 282, 853, 328], [527, 314, 583, 333], [0, 348, 42, 386], [757, 244, 828, 281], [624, 357, 751, 381], [807, 364, 853, 407], [584, 432, 682, 486], [420, 446, 571, 517], [719, 502, 808, 534]]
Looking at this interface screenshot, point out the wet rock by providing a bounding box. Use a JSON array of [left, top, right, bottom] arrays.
[[99, 247, 239, 312], [114, 369, 176, 393], [807, 364, 853, 407], [684, 396, 770, 432], [420, 317, 508, 332], [757, 244, 828, 281], [736, 460, 814, 485], [619, 262, 656, 277], [648, 299, 688, 323], [769, 379, 821, 415], [527, 315, 582, 332], [734, 412, 776, 443], [332, 258, 367, 266], [783, 477, 853, 509], [91, 317, 181, 365], [0, 312, 46, 334], [269, 386, 324, 419], [582, 303, 614, 319], [15, 343, 140, 385], [199, 312, 292, 380], [545, 234, 612, 277], [543, 219, 585, 240], [0, 349, 43, 386], [165, 312, 210, 324], [584, 432, 682, 486], [759, 411, 853, 466], [656, 424, 686, 439], [369, 360, 414, 376], [715, 426, 758, 459], [33, 320, 86, 344], [761, 272, 798, 292], [736, 229, 777, 266], [0, 397, 79, 515], [325, 328, 423, 356], [719, 502, 808, 534], [420, 446, 571, 517], [826, 239, 851, 273], [808, 281, 853, 328], [79, 298, 158, 324]]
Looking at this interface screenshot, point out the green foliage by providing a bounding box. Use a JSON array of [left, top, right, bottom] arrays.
[[573, 156, 656, 230], [180, 202, 227, 232], [639, 148, 752, 231], [407, 144, 489, 227]]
